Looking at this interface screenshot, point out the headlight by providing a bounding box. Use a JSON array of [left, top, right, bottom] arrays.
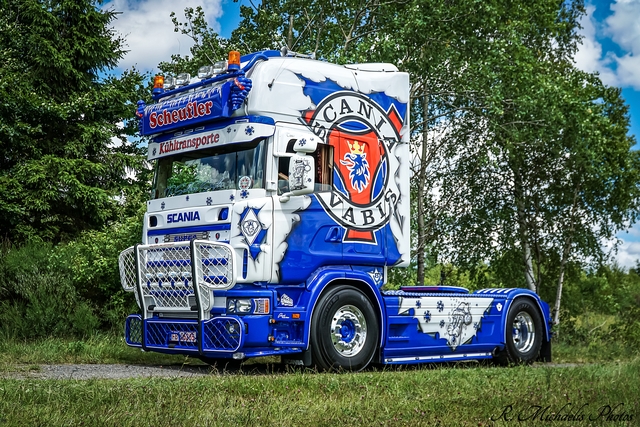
[[226, 298, 270, 315]]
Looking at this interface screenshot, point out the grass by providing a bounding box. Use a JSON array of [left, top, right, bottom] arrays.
[[0, 359, 639, 426], [1, 331, 639, 426], [2, 330, 639, 367], [0, 332, 196, 367]]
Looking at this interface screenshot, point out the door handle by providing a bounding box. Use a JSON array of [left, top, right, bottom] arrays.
[[325, 226, 342, 242]]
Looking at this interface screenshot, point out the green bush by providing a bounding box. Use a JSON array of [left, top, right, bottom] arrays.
[[0, 261, 100, 339], [0, 208, 143, 339]]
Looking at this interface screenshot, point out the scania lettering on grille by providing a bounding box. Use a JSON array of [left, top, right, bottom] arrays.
[[166, 211, 201, 223], [304, 92, 404, 243]]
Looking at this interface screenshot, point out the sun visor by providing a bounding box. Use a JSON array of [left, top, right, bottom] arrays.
[[147, 121, 275, 160]]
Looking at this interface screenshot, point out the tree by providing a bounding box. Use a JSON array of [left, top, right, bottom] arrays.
[[408, 1, 640, 323], [0, 0, 149, 243], [165, 0, 640, 324]]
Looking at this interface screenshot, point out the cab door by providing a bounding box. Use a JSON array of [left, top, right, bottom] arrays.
[[271, 125, 343, 285]]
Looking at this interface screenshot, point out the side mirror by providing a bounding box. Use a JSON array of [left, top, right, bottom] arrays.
[[279, 154, 315, 202], [292, 137, 317, 153]]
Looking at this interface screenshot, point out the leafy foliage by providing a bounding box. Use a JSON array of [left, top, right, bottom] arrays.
[[164, 1, 640, 325], [0, 207, 143, 339], [0, 0, 149, 243]]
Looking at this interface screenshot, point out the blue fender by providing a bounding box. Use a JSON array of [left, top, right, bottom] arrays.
[[300, 266, 387, 351], [474, 288, 552, 344]]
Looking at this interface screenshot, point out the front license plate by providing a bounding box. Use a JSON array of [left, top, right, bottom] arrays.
[[170, 331, 197, 343]]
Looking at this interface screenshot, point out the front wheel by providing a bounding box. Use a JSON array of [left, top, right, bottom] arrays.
[[503, 299, 543, 364], [310, 286, 379, 371]]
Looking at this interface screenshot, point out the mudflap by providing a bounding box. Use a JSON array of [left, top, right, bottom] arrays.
[[538, 339, 552, 363], [282, 347, 313, 366]]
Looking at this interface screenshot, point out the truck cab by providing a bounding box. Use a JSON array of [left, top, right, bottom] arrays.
[[119, 50, 552, 370]]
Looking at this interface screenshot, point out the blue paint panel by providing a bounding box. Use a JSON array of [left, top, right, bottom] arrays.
[[343, 228, 386, 264], [381, 294, 505, 361], [332, 169, 348, 196], [278, 197, 343, 284], [367, 92, 408, 124], [142, 81, 233, 136], [240, 50, 282, 62], [371, 158, 386, 200], [338, 120, 369, 132], [300, 77, 347, 105], [147, 224, 231, 236]]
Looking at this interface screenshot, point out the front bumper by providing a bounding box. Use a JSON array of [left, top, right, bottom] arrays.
[[124, 314, 305, 359]]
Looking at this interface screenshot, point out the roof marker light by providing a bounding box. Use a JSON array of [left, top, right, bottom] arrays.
[[153, 75, 164, 89]]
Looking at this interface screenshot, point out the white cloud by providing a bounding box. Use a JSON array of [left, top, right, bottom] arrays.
[[574, 5, 618, 86], [605, 0, 640, 52], [606, 0, 640, 89], [575, 1, 640, 90], [104, 0, 223, 72], [613, 240, 640, 269]]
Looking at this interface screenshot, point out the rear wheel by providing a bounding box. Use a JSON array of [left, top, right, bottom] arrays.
[[503, 299, 543, 364], [310, 285, 379, 371]]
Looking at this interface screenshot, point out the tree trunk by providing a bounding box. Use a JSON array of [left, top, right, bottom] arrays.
[[553, 188, 578, 325], [416, 95, 429, 285], [553, 243, 569, 325], [287, 15, 294, 49], [513, 167, 537, 292]]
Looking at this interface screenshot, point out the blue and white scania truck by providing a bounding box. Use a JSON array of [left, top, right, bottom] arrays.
[[118, 50, 552, 370]]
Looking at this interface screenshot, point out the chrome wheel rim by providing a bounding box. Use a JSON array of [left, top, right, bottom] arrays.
[[512, 311, 535, 353], [331, 305, 367, 357]]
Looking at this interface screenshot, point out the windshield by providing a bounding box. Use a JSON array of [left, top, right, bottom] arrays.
[[151, 139, 266, 199]]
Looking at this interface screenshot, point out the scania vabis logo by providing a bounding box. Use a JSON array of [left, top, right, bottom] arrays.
[[302, 91, 404, 243]]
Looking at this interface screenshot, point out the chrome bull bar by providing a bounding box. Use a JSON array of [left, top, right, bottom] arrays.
[[118, 240, 236, 320]]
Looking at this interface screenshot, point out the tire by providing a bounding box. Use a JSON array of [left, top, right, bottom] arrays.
[[310, 285, 379, 371], [503, 299, 543, 364]]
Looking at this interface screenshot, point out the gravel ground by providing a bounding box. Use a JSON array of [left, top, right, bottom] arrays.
[[0, 364, 216, 380], [0, 361, 581, 380]]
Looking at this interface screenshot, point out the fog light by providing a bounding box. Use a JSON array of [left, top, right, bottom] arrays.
[[176, 73, 191, 86], [232, 352, 245, 360], [198, 65, 214, 79], [226, 322, 237, 334]]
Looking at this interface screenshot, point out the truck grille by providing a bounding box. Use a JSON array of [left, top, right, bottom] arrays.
[[202, 317, 243, 351]]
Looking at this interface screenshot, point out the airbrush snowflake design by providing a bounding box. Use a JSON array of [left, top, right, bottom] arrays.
[[398, 296, 494, 350]]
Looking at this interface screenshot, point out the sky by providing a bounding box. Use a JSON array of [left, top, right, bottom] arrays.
[[103, 0, 640, 268]]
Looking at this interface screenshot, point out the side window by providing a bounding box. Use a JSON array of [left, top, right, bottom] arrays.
[[312, 143, 333, 192], [277, 140, 296, 195], [277, 140, 334, 195]]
